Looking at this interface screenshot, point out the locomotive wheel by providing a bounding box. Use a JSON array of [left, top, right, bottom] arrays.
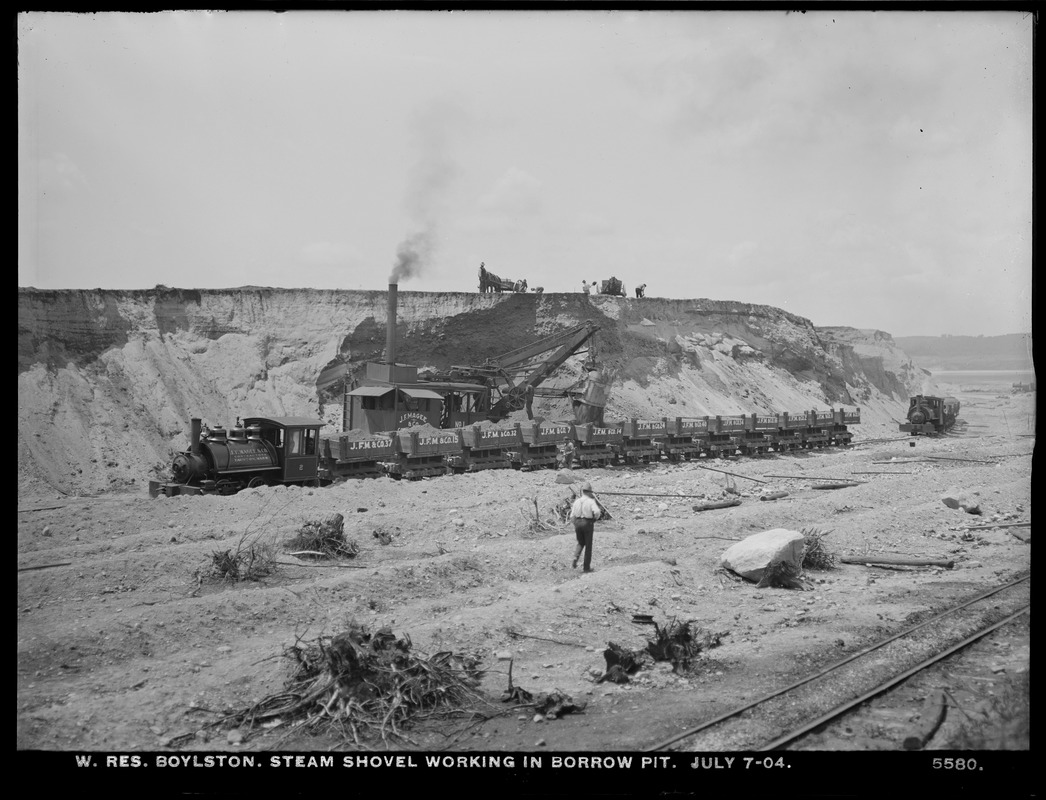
[[247, 476, 266, 489]]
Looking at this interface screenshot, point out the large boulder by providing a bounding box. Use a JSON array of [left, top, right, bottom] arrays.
[[720, 528, 806, 583]]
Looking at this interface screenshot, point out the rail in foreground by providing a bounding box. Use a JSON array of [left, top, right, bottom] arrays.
[[643, 574, 1031, 753]]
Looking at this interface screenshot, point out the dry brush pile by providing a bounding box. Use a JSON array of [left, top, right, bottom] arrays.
[[229, 622, 487, 747]]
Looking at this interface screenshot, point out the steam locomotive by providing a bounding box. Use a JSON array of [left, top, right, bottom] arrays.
[[149, 416, 323, 497], [899, 395, 960, 435]]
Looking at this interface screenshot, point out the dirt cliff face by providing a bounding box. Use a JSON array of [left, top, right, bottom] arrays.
[[18, 287, 929, 496]]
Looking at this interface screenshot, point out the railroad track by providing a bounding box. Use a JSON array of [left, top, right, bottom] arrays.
[[643, 573, 1030, 752]]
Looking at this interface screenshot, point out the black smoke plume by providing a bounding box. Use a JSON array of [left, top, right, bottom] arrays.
[[387, 102, 462, 285], [389, 230, 433, 284]]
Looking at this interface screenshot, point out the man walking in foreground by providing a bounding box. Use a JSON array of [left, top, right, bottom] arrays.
[[569, 481, 602, 572]]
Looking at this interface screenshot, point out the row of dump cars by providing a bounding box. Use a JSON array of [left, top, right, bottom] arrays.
[[319, 408, 862, 481]]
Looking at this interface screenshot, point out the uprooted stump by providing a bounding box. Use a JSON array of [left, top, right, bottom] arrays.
[[502, 685, 585, 719], [285, 514, 359, 559], [502, 685, 533, 704], [645, 619, 722, 673], [756, 559, 813, 590], [598, 642, 643, 684], [372, 526, 398, 545], [598, 622, 724, 683], [534, 690, 587, 719], [230, 621, 485, 746]]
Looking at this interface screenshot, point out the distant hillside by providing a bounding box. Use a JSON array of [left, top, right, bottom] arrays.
[[894, 333, 1034, 371]]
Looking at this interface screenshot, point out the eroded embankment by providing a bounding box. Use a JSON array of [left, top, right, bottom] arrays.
[[18, 288, 923, 495]]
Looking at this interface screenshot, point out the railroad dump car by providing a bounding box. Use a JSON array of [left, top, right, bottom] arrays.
[[900, 395, 960, 435], [446, 424, 522, 473], [831, 408, 860, 445], [319, 433, 396, 480], [707, 415, 747, 456], [510, 422, 572, 470], [656, 417, 710, 461], [741, 414, 775, 454], [774, 412, 809, 451], [802, 411, 833, 448], [611, 419, 664, 464], [569, 422, 622, 467], [385, 430, 463, 480]]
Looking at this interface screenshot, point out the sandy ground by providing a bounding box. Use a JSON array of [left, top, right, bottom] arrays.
[[17, 390, 1032, 757]]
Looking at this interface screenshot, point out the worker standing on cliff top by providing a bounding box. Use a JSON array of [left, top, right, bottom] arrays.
[[581, 280, 589, 294]]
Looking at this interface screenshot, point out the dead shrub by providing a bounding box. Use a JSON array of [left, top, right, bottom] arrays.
[[210, 542, 277, 582], [285, 513, 359, 559], [800, 526, 838, 570]]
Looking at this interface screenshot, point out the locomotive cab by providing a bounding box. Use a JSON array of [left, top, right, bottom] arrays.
[[242, 416, 322, 484]]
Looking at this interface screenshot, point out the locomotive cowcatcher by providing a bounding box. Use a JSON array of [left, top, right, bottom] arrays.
[[149, 416, 323, 497]]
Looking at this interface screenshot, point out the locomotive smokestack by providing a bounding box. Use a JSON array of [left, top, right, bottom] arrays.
[[385, 283, 398, 365], [190, 418, 201, 455]]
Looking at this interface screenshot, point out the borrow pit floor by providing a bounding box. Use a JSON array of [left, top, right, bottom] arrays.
[[17, 391, 1032, 756]]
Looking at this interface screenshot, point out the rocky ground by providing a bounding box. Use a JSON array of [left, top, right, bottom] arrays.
[[17, 388, 1032, 757]]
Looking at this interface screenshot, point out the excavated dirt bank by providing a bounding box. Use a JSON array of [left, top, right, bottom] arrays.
[[19, 287, 927, 496]]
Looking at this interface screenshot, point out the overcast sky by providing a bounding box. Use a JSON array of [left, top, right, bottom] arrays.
[[18, 10, 1033, 337]]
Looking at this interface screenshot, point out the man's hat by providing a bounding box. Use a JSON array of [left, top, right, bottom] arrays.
[[580, 481, 593, 492]]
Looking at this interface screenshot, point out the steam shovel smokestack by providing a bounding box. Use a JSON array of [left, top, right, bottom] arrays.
[[385, 283, 398, 365]]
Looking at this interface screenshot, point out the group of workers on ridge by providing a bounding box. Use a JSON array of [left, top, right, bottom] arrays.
[[477, 264, 648, 297]]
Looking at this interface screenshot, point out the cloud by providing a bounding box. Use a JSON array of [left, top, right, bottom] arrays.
[[478, 167, 543, 217], [728, 241, 758, 263], [298, 241, 361, 267], [572, 212, 613, 236]]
